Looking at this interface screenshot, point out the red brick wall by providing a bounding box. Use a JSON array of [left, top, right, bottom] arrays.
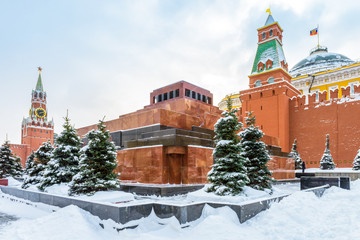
[[290, 94, 360, 168], [9, 144, 30, 167], [240, 81, 300, 152], [21, 126, 54, 155]]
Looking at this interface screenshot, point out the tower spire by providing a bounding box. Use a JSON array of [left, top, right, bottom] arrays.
[[35, 66, 44, 92]]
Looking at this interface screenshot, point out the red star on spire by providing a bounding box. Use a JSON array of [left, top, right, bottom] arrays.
[[38, 66, 42, 72]]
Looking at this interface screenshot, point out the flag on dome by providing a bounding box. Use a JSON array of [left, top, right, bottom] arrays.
[[310, 28, 318, 36]]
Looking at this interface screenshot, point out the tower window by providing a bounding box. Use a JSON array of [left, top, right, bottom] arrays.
[[175, 89, 180, 97], [34, 92, 38, 98], [262, 32, 266, 39], [185, 89, 191, 97], [269, 29, 273, 37], [255, 80, 262, 87], [268, 77, 275, 84], [169, 91, 174, 99], [39, 92, 43, 98], [163, 92, 168, 101]]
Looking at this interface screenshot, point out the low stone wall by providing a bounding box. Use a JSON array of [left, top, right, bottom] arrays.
[[0, 185, 329, 225], [314, 172, 360, 181]]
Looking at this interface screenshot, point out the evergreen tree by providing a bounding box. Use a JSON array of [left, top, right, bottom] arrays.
[[22, 141, 53, 189], [23, 151, 35, 176], [206, 98, 249, 196], [353, 150, 360, 170], [39, 114, 81, 190], [291, 139, 302, 169], [320, 134, 335, 170], [239, 111, 272, 190], [0, 140, 23, 178], [68, 119, 120, 196]]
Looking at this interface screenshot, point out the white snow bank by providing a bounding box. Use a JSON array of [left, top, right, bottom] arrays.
[[0, 191, 57, 220], [0, 205, 119, 240], [77, 190, 135, 204], [186, 184, 290, 204], [5, 177, 22, 187], [22, 183, 135, 204]]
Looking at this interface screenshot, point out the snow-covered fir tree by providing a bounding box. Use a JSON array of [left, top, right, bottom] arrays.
[[68, 119, 120, 196], [290, 139, 302, 169], [320, 134, 335, 170], [353, 150, 360, 170], [39, 114, 82, 190], [0, 141, 23, 178], [22, 141, 54, 189], [206, 98, 249, 196], [23, 151, 35, 176], [239, 111, 272, 190]]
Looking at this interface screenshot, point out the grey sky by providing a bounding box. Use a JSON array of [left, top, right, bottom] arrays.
[[1, 0, 360, 144]]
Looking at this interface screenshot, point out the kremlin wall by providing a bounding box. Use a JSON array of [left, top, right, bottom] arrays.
[[9, 12, 360, 184]]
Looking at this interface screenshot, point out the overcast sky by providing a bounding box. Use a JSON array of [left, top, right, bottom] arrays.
[[1, 0, 360, 144]]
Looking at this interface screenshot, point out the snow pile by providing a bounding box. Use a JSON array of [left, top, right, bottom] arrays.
[[0, 191, 57, 220], [44, 183, 71, 196], [42, 183, 135, 204], [186, 184, 284, 204], [0, 205, 118, 240], [77, 190, 135, 204], [6, 177, 22, 187]]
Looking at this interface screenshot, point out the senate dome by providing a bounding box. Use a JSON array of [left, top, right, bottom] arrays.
[[289, 46, 354, 77]]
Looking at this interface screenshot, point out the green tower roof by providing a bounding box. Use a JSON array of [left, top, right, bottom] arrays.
[[35, 69, 44, 91], [251, 39, 287, 75]]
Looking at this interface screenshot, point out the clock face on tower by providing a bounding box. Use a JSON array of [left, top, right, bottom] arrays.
[[35, 108, 46, 118]]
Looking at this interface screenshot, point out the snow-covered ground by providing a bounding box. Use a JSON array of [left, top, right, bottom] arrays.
[[1, 181, 360, 240]]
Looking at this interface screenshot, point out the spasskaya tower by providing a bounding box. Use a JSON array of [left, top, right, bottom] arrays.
[[21, 67, 54, 156]]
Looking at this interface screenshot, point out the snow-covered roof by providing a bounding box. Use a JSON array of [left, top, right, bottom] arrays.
[[290, 47, 354, 77], [251, 39, 287, 74]]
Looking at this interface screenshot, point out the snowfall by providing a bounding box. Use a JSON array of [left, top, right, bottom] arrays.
[[1, 177, 360, 240]]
